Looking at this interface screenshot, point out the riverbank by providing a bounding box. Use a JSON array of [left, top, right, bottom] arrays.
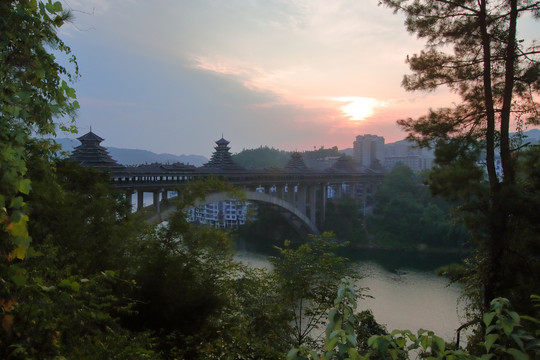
[[347, 241, 472, 255], [235, 236, 469, 270]]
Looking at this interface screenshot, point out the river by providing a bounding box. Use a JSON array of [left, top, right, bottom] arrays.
[[235, 248, 466, 342], [137, 191, 467, 341]]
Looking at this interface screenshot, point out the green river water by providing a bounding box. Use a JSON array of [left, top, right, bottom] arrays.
[[235, 248, 466, 342]]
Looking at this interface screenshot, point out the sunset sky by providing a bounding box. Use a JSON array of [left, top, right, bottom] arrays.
[[60, 0, 465, 157]]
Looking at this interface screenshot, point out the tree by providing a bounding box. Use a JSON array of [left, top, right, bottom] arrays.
[[1, 0, 81, 354], [368, 165, 468, 248], [195, 266, 292, 359], [323, 197, 367, 245], [233, 146, 291, 168], [26, 157, 147, 274], [235, 204, 307, 252], [1, 156, 158, 358], [270, 234, 358, 347], [1, 4, 159, 357], [301, 146, 343, 168], [125, 224, 236, 358], [1, 0, 79, 260], [380, 0, 540, 315], [118, 179, 294, 359]]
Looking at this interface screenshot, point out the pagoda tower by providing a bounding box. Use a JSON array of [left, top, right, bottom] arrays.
[[330, 154, 357, 173], [285, 152, 308, 171], [202, 137, 244, 171], [70, 131, 123, 169]]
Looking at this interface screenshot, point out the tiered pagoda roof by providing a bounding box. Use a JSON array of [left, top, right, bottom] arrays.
[[70, 131, 124, 170], [285, 152, 309, 171], [329, 154, 357, 173], [202, 137, 244, 171]]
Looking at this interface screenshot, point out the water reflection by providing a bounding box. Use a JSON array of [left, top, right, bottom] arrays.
[[340, 248, 465, 273], [355, 260, 464, 342]]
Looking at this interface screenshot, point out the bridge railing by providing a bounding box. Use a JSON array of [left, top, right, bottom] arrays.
[[110, 169, 385, 189]]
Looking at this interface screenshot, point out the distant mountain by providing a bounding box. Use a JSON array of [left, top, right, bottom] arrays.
[[107, 148, 207, 167], [55, 138, 208, 167], [523, 128, 540, 144]]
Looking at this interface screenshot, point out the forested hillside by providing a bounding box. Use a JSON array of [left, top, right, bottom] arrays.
[[232, 145, 346, 169], [232, 146, 291, 168]]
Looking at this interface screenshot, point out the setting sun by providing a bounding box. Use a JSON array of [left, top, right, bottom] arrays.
[[334, 97, 381, 121]]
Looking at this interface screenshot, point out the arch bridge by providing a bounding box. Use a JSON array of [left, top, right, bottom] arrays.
[[112, 167, 383, 234], [71, 131, 385, 234]]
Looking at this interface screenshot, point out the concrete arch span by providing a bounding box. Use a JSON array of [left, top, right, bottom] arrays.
[[150, 190, 320, 235]]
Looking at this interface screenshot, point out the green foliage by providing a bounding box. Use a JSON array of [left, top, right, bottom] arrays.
[[233, 146, 291, 168], [287, 278, 362, 360], [126, 224, 235, 336], [301, 146, 343, 168], [193, 266, 292, 359], [368, 165, 469, 249], [380, 0, 540, 322], [365, 297, 540, 359], [27, 157, 147, 274], [0, 266, 156, 359], [235, 205, 307, 252], [323, 197, 367, 245], [0, 1, 91, 355], [489, 147, 540, 319], [433, 146, 540, 325], [322, 280, 363, 360], [289, 282, 540, 360], [0, 155, 158, 358], [119, 179, 292, 359], [232, 145, 343, 169], [354, 310, 388, 353], [1, 0, 79, 260], [427, 138, 486, 202], [271, 233, 358, 347]]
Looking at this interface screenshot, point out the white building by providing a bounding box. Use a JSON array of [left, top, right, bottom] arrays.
[[384, 140, 435, 172], [353, 134, 385, 169], [187, 200, 254, 229]]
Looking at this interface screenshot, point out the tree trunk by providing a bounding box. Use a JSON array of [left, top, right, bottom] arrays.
[[500, 0, 518, 184], [479, 0, 499, 192], [479, 0, 508, 311]]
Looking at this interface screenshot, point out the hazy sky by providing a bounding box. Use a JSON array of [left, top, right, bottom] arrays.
[[60, 0, 461, 157]]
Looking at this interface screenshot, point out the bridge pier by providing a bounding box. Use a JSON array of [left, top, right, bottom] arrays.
[[137, 191, 144, 211], [285, 185, 291, 201], [360, 183, 369, 215], [162, 190, 168, 203], [296, 186, 307, 215], [287, 184, 295, 204], [322, 184, 327, 225], [336, 183, 343, 199], [153, 191, 160, 213], [125, 190, 134, 208], [308, 185, 317, 226]]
